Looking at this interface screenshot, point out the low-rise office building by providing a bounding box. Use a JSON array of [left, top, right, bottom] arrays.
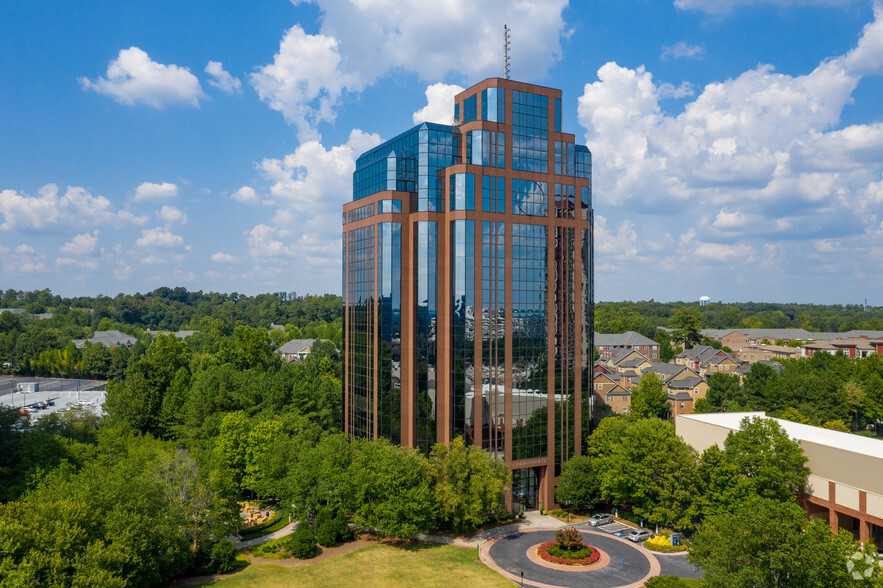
[[677, 411, 883, 545]]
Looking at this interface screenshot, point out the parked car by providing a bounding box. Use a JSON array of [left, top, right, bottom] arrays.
[[626, 529, 653, 543], [588, 513, 614, 527]]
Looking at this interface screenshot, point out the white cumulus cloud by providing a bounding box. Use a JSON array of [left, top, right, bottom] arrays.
[[134, 181, 179, 202], [205, 61, 242, 94], [413, 83, 465, 124], [661, 41, 705, 60], [674, 0, 853, 16], [231, 186, 260, 204], [0, 184, 134, 230], [253, 1, 570, 137], [211, 251, 240, 263], [79, 47, 204, 108], [579, 5, 883, 299], [59, 231, 99, 255], [157, 205, 187, 224], [135, 227, 184, 249], [250, 25, 359, 141]]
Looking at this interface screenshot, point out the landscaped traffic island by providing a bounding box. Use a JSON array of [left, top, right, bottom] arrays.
[[536, 540, 601, 566], [535, 527, 602, 567]]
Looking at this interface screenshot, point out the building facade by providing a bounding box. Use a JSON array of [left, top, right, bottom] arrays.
[[342, 78, 593, 510]]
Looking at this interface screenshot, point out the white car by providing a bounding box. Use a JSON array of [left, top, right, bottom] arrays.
[[626, 529, 653, 543], [588, 513, 614, 526]]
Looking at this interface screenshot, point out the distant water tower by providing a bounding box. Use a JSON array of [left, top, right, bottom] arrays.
[[699, 296, 710, 306]]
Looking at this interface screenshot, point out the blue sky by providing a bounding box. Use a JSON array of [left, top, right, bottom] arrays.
[[1, 0, 882, 304]]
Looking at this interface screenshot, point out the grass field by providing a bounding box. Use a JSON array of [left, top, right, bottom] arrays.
[[204, 542, 512, 588]]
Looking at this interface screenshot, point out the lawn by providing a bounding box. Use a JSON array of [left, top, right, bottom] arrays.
[[204, 542, 512, 588]]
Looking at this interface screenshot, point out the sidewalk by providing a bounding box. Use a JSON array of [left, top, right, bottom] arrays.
[[416, 511, 568, 547], [231, 522, 298, 548], [232, 511, 568, 550]]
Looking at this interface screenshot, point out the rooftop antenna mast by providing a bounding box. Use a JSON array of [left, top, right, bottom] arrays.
[[504, 24, 511, 79]]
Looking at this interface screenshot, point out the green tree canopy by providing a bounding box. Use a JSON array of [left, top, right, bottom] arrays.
[[689, 496, 856, 588], [722, 416, 809, 502], [429, 436, 510, 531], [629, 372, 669, 420]]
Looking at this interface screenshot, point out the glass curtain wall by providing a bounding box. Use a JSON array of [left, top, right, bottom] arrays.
[[512, 91, 548, 173], [347, 225, 375, 439], [510, 223, 548, 461], [378, 222, 401, 443], [451, 220, 475, 443], [582, 225, 594, 450], [481, 221, 505, 460], [554, 226, 576, 475], [415, 221, 438, 454]]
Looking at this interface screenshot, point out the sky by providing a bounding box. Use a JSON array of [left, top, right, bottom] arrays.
[[1, 0, 882, 304]]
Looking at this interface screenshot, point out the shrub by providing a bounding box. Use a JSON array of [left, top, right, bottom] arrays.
[[208, 539, 239, 574], [536, 541, 600, 566], [314, 506, 353, 547], [555, 526, 583, 551], [644, 576, 690, 587], [644, 534, 688, 552], [288, 523, 317, 559]]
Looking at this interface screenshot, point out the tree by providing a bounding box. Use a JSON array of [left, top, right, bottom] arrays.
[[668, 306, 704, 349], [696, 444, 748, 519], [288, 522, 317, 559], [702, 372, 743, 412], [653, 331, 676, 363], [629, 373, 669, 420], [742, 361, 780, 410], [348, 438, 436, 538], [554, 454, 600, 511], [722, 416, 809, 503], [689, 497, 854, 588], [429, 436, 510, 531], [593, 418, 700, 529]]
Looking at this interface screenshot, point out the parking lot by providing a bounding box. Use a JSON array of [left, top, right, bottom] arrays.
[[0, 376, 107, 423]]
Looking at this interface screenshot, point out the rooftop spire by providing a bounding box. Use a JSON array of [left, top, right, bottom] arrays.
[[504, 24, 511, 80]]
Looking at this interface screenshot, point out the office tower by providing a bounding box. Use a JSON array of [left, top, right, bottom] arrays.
[[342, 78, 593, 509]]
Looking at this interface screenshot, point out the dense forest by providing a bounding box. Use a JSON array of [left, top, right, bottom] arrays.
[[2, 287, 883, 585], [593, 299, 883, 338], [2, 286, 882, 378]]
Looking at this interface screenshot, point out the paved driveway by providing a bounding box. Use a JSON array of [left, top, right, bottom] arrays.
[[482, 528, 659, 588]]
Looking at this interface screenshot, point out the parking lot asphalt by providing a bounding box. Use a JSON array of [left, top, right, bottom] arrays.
[[579, 520, 704, 580], [484, 528, 658, 588], [0, 376, 107, 422]]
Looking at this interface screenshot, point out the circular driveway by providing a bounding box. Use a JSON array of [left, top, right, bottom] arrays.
[[481, 528, 660, 588]]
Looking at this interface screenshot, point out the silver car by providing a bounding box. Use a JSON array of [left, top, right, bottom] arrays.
[[626, 529, 653, 543], [588, 513, 613, 526]]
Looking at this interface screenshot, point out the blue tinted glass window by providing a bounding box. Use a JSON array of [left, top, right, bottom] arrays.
[[463, 95, 477, 123], [415, 221, 438, 455], [554, 97, 561, 132], [451, 219, 474, 441], [378, 199, 402, 214], [511, 90, 548, 173], [450, 173, 475, 211], [510, 223, 547, 460], [482, 175, 506, 213], [481, 220, 505, 460], [481, 87, 505, 123], [512, 179, 547, 216], [378, 222, 401, 443], [574, 145, 591, 179]]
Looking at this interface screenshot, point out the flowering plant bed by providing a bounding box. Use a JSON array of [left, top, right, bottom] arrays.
[[643, 535, 688, 552], [536, 541, 601, 566]]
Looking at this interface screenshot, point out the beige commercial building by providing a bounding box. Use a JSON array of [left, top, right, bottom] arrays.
[[677, 412, 883, 545]]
